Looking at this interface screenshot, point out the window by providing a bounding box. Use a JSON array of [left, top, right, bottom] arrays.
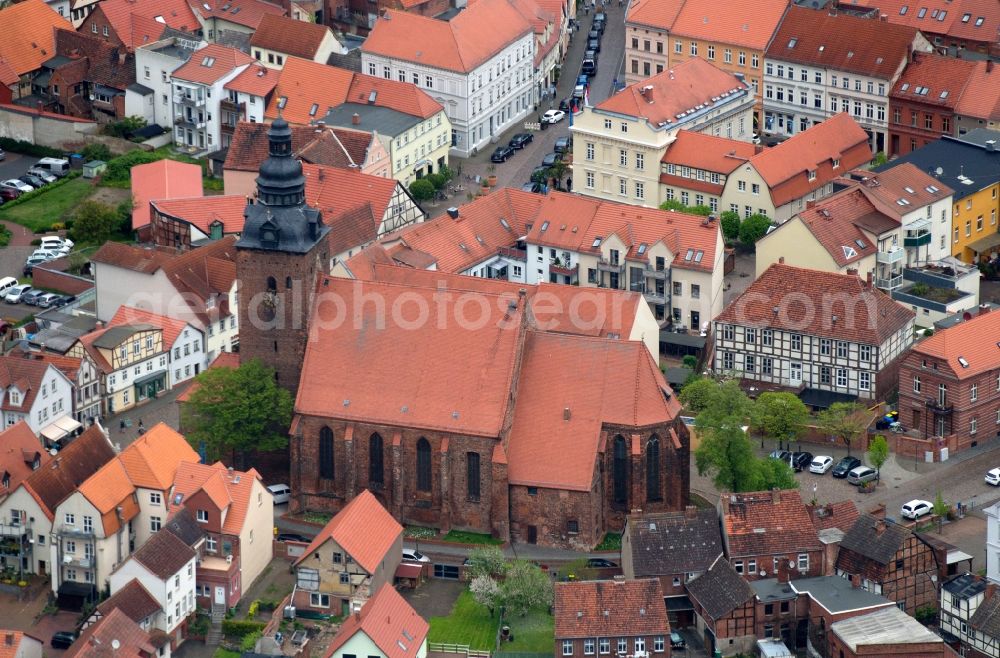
[[417, 438, 432, 492], [635, 182, 644, 200], [723, 352, 734, 370], [738, 51, 746, 66], [634, 639, 645, 654], [207, 537, 217, 552], [837, 341, 848, 358], [619, 149, 627, 166], [745, 328, 757, 343], [150, 492, 162, 505], [65, 513, 75, 526], [197, 509, 208, 523], [151, 516, 162, 532], [586, 142, 594, 160], [635, 152, 644, 170], [735, 560, 744, 574], [748, 560, 757, 574], [339, 572, 350, 584], [745, 355, 756, 373], [798, 553, 809, 570], [972, 383, 979, 402], [646, 436, 661, 501], [821, 367, 831, 385], [599, 639, 610, 654], [369, 433, 384, 485], [467, 452, 481, 501], [319, 427, 334, 479], [762, 358, 773, 376], [707, 45, 714, 59], [653, 637, 664, 653], [674, 40, 682, 54], [914, 376, 921, 393], [310, 593, 330, 608], [836, 369, 848, 387], [617, 640, 627, 655], [971, 418, 978, 434], [584, 640, 595, 655], [820, 338, 831, 356], [859, 372, 871, 391], [690, 41, 697, 56], [724, 49, 732, 63]]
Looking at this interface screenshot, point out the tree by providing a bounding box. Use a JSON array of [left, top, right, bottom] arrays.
[[933, 490, 949, 531], [501, 560, 553, 616], [868, 434, 889, 478], [466, 546, 507, 581], [693, 380, 751, 429], [70, 200, 121, 245], [425, 173, 447, 190], [681, 355, 698, 370], [694, 423, 762, 493], [80, 143, 112, 162], [659, 199, 687, 212], [678, 377, 721, 414], [409, 179, 435, 202], [720, 210, 741, 242], [738, 213, 772, 246], [181, 358, 293, 465], [872, 152, 888, 167], [750, 392, 809, 450], [469, 574, 502, 613], [687, 205, 713, 216], [756, 457, 798, 490], [817, 402, 868, 455], [547, 159, 569, 189]]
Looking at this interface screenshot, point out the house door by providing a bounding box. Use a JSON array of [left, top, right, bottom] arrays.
[[527, 525, 537, 544], [214, 586, 225, 605], [38, 560, 45, 575], [789, 362, 802, 386]]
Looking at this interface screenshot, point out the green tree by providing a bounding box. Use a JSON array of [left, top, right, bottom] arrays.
[[720, 210, 741, 242], [817, 402, 868, 455], [469, 574, 503, 613], [80, 143, 112, 162], [868, 434, 889, 478], [756, 457, 798, 490], [693, 380, 751, 428], [466, 546, 507, 581], [738, 213, 773, 246], [695, 423, 762, 493], [425, 173, 447, 190], [678, 377, 721, 414], [408, 179, 435, 202], [501, 560, 553, 616], [750, 392, 809, 450], [104, 116, 147, 138], [69, 200, 121, 245], [687, 205, 713, 216], [659, 199, 687, 212], [681, 355, 698, 369], [872, 151, 888, 167], [181, 359, 293, 465], [547, 159, 569, 189]]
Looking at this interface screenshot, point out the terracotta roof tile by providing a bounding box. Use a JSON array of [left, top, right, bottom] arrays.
[[322, 585, 428, 658], [303, 164, 412, 248], [721, 489, 823, 558], [129, 160, 203, 230], [108, 307, 191, 352], [807, 501, 860, 533], [837, 514, 911, 569], [249, 14, 335, 60], [766, 6, 921, 80], [790, 187, 890, 268], [172, 44, 253, 86], [172, 461, 261, 535], [660, 130, 757, 174], [151, 195, 247, 236], [0, 421, 50, 500], [77, 458, 139, 534], [890, 53, 978, 110], [97, 579, 162, 624], [911, 307, 1000, 378], [597, 58, 751, 128], [117, 421, 199, 490], [265, 57, 354, 124], [555, 579, 669, 639], [847, 0, 998, 46], [850, 162, 955, 220], [128, 529, 196, 579], [54, 29, 136, 91], [159, 236, 239, 323], [670, 0, 789, 50], [945, 0, 999, 43], [955, 61, 1000, 121], [361, 0, 533, 74], [223, 62, 277, 97], [21, 425, 115, 519], [91, 241, 177, 272], [92, 0, 199, 51], [0, 60, 19, 87], [716, 263, 914, 344], [970, 589, 1000, 637], [224, 121, 371, 172], [624, 509, 724, 577], [625, 0, 684, 30], [295, 490, 402, 572], [195, 0, 285, 29], [0, 632, 42, 658], [65, 608, 154, 658], [343, 74, 442, 119], [0, 0, 71, 76], [0, 358, 65, 418]]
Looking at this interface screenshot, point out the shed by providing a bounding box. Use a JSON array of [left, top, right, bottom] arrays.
[[82, 160, 107, 179]]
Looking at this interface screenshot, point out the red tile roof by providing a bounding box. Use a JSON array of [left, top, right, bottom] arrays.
[[130, 159, 203, 230], [0, 421, 50, 499], [65, 608, 155, 658], [172, 461, 261, 534], [660, 130, 757, 174], [224, 121, 371, 172], [722, 489, 823, 558], [789, 187, 892, 268], [955, 60, 1000, 121], [195, 0, 285, 29], [715, 263, 915, 345], [224, 62, 277, 97], [91, 242, 177, 273], [322, 585, 428, 658], [54, 29, 136, 91], [945, 0, 1000, 43], [766, 6, 921, 80], [670, 0, 789, 50], [343, 73, 443, 119], [807, 500, 860, 533], [555, 579, 669, 638], [0, 0, 70, 76], [890, 52, 978, 110], [92, 0, 199, 51], [626, 0, 684, 30], [847, 0, 998, 47], [295, 489, 402, 572], [911, 308, 1000, 379], [128, 528, 197, 579], [109, 306, 192, 350], [20, 425, 115, 520], [249, 14, 335, 60], [0, 357, 64, 416], [361, 0, 533, 73], [506, 331, 679, 490], [0, 632, 42, 658], [851, 162, 955, 221], [596, 58, 751, 128], [77, 457, 140, 535], [0, 60, 19, 87], [750, 113, 872, 208], [97, 580, 162, 624], [159, 236, 239, 323], [117, 421, 199, 490], [172, 44, 254, 85], [151, 195, 247, 236]]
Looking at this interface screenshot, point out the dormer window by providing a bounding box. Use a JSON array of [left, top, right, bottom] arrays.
[[8, 391, 19, 405]]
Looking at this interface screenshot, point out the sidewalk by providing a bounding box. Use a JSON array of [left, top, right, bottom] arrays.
[[105, 384, 187, 448]]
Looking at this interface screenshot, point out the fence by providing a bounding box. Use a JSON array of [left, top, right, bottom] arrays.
[[429, 643, 491, 658]]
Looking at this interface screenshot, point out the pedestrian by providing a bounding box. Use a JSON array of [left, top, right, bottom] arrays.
[[119, 419, 125, 434], [138, 418, 144, 431]]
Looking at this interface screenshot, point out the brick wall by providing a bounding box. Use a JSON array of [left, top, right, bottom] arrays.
[[32, 266, 93, 295], [557, 634, 671, 658]]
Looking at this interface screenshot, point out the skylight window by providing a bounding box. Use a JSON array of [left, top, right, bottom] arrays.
[[788, 38, 797, 48], [637, 243, 647, 255], [277, 96, 287, 109], [540, 221, 549, 231], [685, 248, 694, 261], [309, 103, 318, 116], [592, 236, 602, 248], [201, 56, 215, 66], [926, 185, 939, 194], [499, 218, 510, 230], [975, 16, 984, 26], [899, 4, 907, 14], [961, 12, 971, 22], [842, 246, 857, 259], [937, 10, 946, 20], [904, 186, 915, 194], [940, 90, 949, 99], [917, 7, 926, 18], [693, 250, 703, 263], [855, 239, 866, 249], [958, 357, 969, 368], [901, 83, 910, 91]]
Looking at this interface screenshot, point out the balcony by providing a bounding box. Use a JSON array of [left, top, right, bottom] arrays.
[[0, 536, 29, 557], [497, 246, 526, 261], [643, 291, 667, 304], [876, 247, 905, 264], [903, 231, 932, 248], [875, 274, 903, 290], [62, 555, 93, 569], [550, 262, 578, 276], [597, 257, 624, 273], [56, 525, 94, 539], [174, 93, 206, 107], [645, 267, 669, 280], [925, 399, 953, 415], [902, 259, 978, 288]]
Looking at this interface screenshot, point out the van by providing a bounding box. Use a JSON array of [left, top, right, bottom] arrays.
[[846, 465, 878, 485], [0, 277, 17, 297], [34, 157, 70, 177]]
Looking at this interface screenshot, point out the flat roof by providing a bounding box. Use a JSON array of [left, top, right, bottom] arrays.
[[831, 606, 941, 651], [320, 102, 421, 137], [791, 576, 891, 615], [752, 578, 797, 603]]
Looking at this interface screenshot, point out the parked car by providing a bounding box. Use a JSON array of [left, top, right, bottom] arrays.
[[509, 133, 533, 149], [27, 168, 57, 183], [0, 277, 17, 298], [36, 293, 62, 308], [2, 179, 32, 193], [789, 451, 814, 472], [587, 38, 601, 53], [521, 181, 545, 194], [40, 235, 73, 250], [50, 294, 76, 308], [267, 483, 291, 504], [576, 74, 589, 87], [554, 136, 571, 153], [581, 58, 597, 77], [30, 249, 62, 261], [20, 174, 46, 189], [541, 109, 566, 124], [277, 533, 309, 543], [670, 632, 686, 650], [809, 455, 834, 474], [402, 548, 430, 563], [23, 257, 46, 276], [768, 449, 791, 462], [584, 49, 598, 61], [541, 152, 563, 167], [530, 165, 549, 183], [586, 558, 617, 568], [4, 284, 32, 304], [587, 29, 601, 41], [0, 147, 5, 161], [987, 468, 1000, 486], [0, 183, 23, 200], [34, 157, 70, 178], [21, 290, 47, 306], [573, 83, 586, 100], [901, 499, 933, 520], [490, 145, 515, 163], [558, 98, 572, 112], [51, 632, 76, 650], [832, 456, 862, 478], [846, 465, 878, 485], [593, 12, 606, 31]]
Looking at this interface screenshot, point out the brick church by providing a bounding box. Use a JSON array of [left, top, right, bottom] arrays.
[[236, 120, 690, 548]]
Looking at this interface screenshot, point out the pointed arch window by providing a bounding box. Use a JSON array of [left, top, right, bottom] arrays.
[[646, 436, 661, 502], [416, 438, 432, 492], [369, 433, 384, 485], [613, 435, 628, 505], [318, 426, 334, 480]]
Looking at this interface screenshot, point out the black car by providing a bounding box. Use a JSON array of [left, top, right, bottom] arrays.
[[22, 290, 46, 305], [490, 145, 515, 163], [790, 451, 814, 472], [593, 12, 606, 31], [832, 456, 862, 478], [554, 136, 571, 153], [558, 98, 571, 112], [588, 29, 601, 41], [581, 58, 597, 77], [51, 295, 76, 308], [509, 133, 533, 149], [587, 38, 601, 53], [541, 152, 562, 167], [20, 174, 46, 189], [277, 533, 310, 543], [768, 449, 791, 462], [51, 632, 77, 650], [584, 49, 597, 61], [530, 165, 549, 183], [587, 558, 617, 568]]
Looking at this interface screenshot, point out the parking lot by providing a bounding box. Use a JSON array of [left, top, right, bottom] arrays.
[[0, 152, 40, 183]]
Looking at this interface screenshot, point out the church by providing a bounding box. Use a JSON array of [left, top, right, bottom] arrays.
[[235, 120, 690, 548]]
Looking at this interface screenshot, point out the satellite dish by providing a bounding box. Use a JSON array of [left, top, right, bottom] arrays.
[[89, 94, 95, 101], [111, 640, 120, 650], [935, 167, 943, 175]]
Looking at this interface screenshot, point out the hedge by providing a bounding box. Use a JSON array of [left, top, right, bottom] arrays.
[[0, 225, 10, 248], [0, 171, 82, 218], [0, 137, 65, 158], [221, 620, 266, 639]]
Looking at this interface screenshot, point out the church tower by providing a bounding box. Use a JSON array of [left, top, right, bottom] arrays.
[[235, 117, 329, 396]]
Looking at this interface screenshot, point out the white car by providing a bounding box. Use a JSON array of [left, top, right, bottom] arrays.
[[901, 499, 933, 520], [2, 179, 33, 193], [267, 483, 291, 504], [30, 249, 62, 261], [40, 236, 72, 253], [402, 548, 430, 563], [987, 468, 1000, 486], [541, 109, 566, 124], [809, 456, 833, 474], [4, 284, 32, 304]]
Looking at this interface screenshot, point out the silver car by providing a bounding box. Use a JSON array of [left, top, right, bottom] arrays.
[[847, 465, 878, 485]]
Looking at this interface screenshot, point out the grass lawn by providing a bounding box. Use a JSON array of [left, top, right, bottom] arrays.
[[443, 530, 503, 545], [428, 589, 500, 650], [503, 607, 555, 653], [0, 178, 93, 231], [595, 532, 621, 551], [213, 650, 241, 658]]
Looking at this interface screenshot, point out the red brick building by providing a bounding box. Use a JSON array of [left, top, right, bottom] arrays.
[[897, 307, 1000, 456], [555, 579, 671, 658]]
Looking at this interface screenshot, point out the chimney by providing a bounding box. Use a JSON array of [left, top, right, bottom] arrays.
[[351, 112, 360, 125], [563, 407, 571, 420], [912, 50, 921, 63], [980, 303, 991, 315], [777, 558, 791, 583], [869, 502, 886, 520], [874, 518, 886, 535], [771, 487, 781, 504], [846, 267, 858, 275], [988, 60, 994, 73], [806, 199, 817, 209], [986, 140, 997, 152], [446, 207, 459, 219], [987, 582, 998, 600], [778, 256, 785, 264], [316, 120, 326, 130], [866, 271, 873, 289], [755, 144, 764, 155], [685, 505, 698, 519], [880, 12, 888, 21]]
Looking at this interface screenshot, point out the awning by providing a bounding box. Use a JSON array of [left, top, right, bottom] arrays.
[[133, 371, 165, 386], [659, 331, 707, 348], [798, 388, 858, 409], [665, 595, 693, 612], [40, 416, 82, 442], [395, 563, 423, 579], [58, 581, 96, 597], [966, 230, 1000, 254]]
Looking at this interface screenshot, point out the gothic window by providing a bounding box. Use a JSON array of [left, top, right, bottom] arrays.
[[369, 433, 384, 485], [266, 276, 277, 292], [416, 438, 432, 492], [467, 452, 480, 501], [285, 276, 293, 289], [318, 427, 334, 479], [646, 436, 662, 502], [613, 435, 628, 505]]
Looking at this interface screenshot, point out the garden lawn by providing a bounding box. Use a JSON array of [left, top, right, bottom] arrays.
[[443, 530, 503, 545], [0, 178, 93, 232], [428, 589, 500, 650], [503, 607, 555, 653]]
